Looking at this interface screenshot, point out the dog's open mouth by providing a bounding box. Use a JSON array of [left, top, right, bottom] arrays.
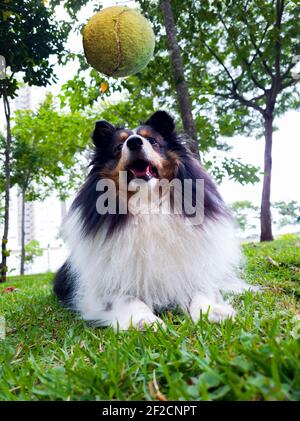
[[127, 159, 158, 180]]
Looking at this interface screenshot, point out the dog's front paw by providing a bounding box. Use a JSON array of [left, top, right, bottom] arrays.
[[112, 310, 165, 331], [107, 296, 166, 331], [206, 304, 236, 323], [131, 313, 166, 331], [189, 294, 236, 324]]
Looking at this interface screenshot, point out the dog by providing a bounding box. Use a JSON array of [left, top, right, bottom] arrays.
[[54, 110, 250, 330]]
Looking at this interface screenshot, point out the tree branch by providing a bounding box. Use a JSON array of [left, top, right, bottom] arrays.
[[216, 10, 266, 92], [161, 0, 199, 159], [213, 90, 265, 114], [281, 61, 297, 81], [199, 32, 265, 114], [235, 20, 271, 91], [241, 11, 274, 78], [269, 0, 285, 105], [279, 77, 298, 91], [249, 22, 270, 67], [230, 91, 265, 113], [274, 0, 284, 82], [199, 36, 236, 87]]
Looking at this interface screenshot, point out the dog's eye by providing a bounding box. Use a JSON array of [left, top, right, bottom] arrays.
[[115, 143, 123, 152], [147, 137, 157, 145]]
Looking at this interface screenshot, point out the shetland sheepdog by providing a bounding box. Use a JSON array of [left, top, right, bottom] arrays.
[[54, 110, 250, 330]]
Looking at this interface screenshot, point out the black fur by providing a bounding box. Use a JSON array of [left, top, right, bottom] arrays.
[[92, 120, 116, 149], [71, 172, 130, 238], [167, 135, 229, 219], [53, 260, 76, 306], [145, 110, 175, 138], [147, 111, 229, 219]]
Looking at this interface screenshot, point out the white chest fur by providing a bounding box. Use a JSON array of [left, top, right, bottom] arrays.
[[64, 210, 244, 312]]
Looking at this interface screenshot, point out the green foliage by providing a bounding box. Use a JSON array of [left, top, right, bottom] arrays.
[[273, 200, 300, 227], [0, 196, 4, 223], [0, 235, 300, 400], [99, 96, 155, 128], [49, 0, 91, 21], [24, 240, 43, 265], [137, 0, 300, 130], [0, 0, 92, 280], [230, 201, 259, 231], [231, 200, 300, 232], [8, 94, 92, 201], [60, 70, 105, 113], [0, 0, 72, 99], [205, 157, 260, 185]]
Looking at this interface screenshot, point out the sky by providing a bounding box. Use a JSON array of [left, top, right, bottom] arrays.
[[2, 0, 300, 208], [218, 110, 300, 205]]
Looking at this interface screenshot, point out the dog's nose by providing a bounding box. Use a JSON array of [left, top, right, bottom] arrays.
[[127, 136, 143, 151]]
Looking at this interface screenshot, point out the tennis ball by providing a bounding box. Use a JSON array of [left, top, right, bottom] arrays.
[[82, 6, 155, 78]]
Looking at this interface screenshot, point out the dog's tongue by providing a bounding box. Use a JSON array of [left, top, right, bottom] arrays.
[[130, 165, 152, 178]]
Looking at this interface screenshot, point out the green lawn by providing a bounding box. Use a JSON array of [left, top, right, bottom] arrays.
[[0, 234, 300, 401]]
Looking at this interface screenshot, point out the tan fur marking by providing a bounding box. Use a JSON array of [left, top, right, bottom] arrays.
[[158, 151, 180, 180], [138, 129, 151, 138], [118, 131, 130, 141]]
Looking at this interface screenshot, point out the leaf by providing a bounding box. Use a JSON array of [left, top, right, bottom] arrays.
[[152, 370, 168, 401], [266, 256, 280, 267], [101, 82, 108, 93], [198, 371, 221, 389], [2, 286, 17, 293]]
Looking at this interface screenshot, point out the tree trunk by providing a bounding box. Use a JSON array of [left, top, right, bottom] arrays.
[[20, 188, 26, 275], [260, 116, 274, 241], [1, 92, 11, 282], [160, 0, 200, 160]]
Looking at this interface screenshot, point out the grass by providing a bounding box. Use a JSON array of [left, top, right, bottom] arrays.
[[0, 234, 300, 401]]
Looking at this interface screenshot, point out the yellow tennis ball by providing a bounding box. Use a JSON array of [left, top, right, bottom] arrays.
[[82, 6, 155, 78]]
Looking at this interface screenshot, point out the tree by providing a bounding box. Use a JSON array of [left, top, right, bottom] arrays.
[[0, 0, 71, 281], [273, 200, 300, 227], [157, 0, 300, 241], [231, 200, 300, 234], [0, 133, 7, 274], [0, 0, 93, 281], [23, 240, 43, 268], [230, 200, 259, 232], [160, 0, 199, 158], [1, 77, 12, 282], [10, 94, 92, 275], [189, 0, 299, 241]]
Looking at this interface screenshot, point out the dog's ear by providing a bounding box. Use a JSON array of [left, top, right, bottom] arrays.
[[92, 121, 116, 148], [145, 111, 175, 138]]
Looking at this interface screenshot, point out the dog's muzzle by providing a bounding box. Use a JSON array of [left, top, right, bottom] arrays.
[[124, 136, 159, 181]]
